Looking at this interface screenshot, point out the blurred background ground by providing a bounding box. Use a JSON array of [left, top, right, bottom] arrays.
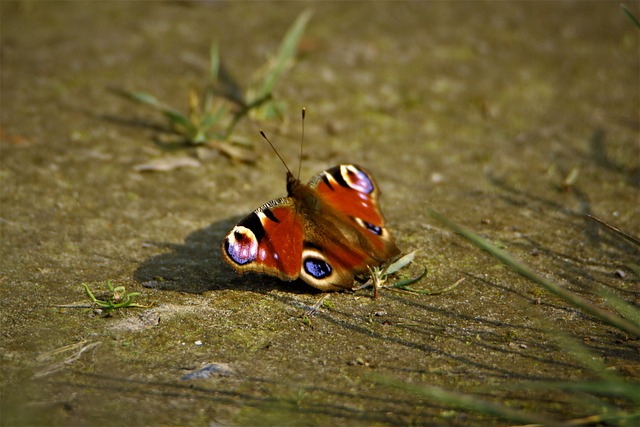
[[1, 2, 638, 426]]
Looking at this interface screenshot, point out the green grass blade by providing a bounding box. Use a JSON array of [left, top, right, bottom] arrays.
[[127, 92, 163, 109], [626, 262, 640, 277], [203, 43, 222, 112], [384, 251, 417, 276], [372, 375, 567, 427], [83, 283, 112, 310], [111, 88, 166, 109], [621, 3, 640, 28], [209, 42, 220, 83], [199, 105, 226, 131], [532, 380, 640, 406], [83, 283, 99, 304], [596, 286, 640, 327], [427, 208, 640, 337], [163, 110, 196, 135], [257, 9, 312, 100], [555, 328, 619, 381], [586, 214, 640, 249], [393, 268, 427, 288], [392, 273, 463, 295], [111, 87, 196, 135]]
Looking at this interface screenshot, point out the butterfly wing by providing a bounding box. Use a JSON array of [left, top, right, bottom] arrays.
[[297, 233, 373, 291], [296, 164, 400, 290], [221, 197, 303, 282], [308, 164, 399, 256]]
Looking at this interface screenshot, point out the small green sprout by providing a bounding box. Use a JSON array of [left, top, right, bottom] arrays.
[[83, 280, 146, 313], [112, 10, 312, 163], [362, 251, 464, 299]]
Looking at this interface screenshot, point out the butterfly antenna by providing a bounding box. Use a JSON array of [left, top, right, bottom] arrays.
[[297, 107, 306, 179], [259, 130, 292, 176]]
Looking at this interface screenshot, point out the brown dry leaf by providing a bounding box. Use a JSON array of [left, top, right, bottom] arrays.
[[205, 141, 257, 164], [134, 156, 201, 172]]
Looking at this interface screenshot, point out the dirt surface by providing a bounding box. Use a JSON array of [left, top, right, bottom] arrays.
[[1, 2, 639, 426]]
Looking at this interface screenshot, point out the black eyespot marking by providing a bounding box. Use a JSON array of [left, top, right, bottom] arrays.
[[331, 167, 350, 189], [304, 257, 332, 279], [303, 241, 322, 251], [237, 212, 265, 243], [263, 208, 279, 224], [363, 221, 382, 235], [321, 173, 334, 191], [354, 217, 383, 236]]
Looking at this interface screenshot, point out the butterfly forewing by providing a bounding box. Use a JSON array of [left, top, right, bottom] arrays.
[[308, 164, 399, 256]]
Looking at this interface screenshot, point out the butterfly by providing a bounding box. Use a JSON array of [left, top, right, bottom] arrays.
[[221, 114, 400, 291]]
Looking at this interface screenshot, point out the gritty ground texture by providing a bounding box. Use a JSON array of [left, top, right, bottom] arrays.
[[1, 2, 639, 426]]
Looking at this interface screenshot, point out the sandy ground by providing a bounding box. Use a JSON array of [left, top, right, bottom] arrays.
[[1, 2, 638, 426]]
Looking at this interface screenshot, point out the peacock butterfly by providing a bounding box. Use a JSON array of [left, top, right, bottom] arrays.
[[221, 111, 400, 291]]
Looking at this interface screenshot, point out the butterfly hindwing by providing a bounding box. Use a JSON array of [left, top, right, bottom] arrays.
[[299, 236, 370, 291]]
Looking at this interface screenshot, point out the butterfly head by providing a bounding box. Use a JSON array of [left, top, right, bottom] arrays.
[[286, 171, 302, 196]]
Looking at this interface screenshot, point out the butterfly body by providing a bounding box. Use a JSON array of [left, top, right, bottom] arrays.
[[221, 164, 400, 291]]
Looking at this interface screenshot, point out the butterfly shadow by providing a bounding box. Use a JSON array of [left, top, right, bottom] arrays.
[[133, 216, 312, 295]]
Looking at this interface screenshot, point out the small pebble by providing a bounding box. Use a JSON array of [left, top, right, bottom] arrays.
[[430, 173, 444, 183], [142, 280, 160, 289], [181, 363, 235, 380]]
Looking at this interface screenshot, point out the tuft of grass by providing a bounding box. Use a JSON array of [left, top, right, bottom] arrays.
[[360, 251, 462, 299], [112, 10, 312, 162], [83, 280, 147, 313], [246, 9, 313, 121]]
